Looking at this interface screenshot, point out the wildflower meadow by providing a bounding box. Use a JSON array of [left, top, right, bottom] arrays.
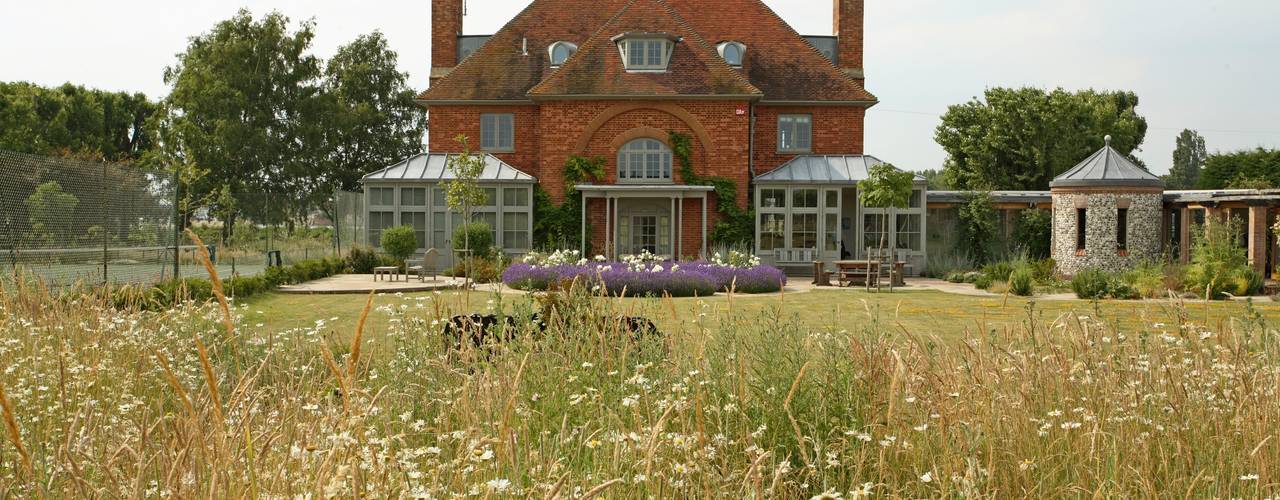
[[0, 266, 1278, 497]]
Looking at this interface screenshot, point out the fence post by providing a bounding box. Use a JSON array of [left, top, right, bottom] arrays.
[[102, 159, 109, 284], [172, 166, 180, 281]]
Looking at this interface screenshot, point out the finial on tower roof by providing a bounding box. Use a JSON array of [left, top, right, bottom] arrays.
[[1105, 134, 1112, 147]]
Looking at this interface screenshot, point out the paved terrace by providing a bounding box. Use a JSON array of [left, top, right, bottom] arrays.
[[278, 274, 463, 294]]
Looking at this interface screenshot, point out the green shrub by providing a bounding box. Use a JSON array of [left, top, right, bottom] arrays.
[[1029, 258, 1057, 284], [981, 261, 1015, 282], [446, 257, 503, 283], [346, 245, 397, 274], [1072, 268, 1141, 300], [1125, 261, 1169, 299], [380, 226, 418, 266], [973, 273, 994, 290], [1071, 268, 1112, 300], [452, 222, 494, 259], [1008, 266, 1035, 296], [118, 256, 346, 310], [1184, 218, 1256, 299]]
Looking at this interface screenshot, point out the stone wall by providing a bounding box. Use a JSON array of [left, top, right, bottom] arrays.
[[1052, 190, 1163, 276]]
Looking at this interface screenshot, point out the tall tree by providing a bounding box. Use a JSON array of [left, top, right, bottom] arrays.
[[935, 87, 1148, 190], [1164, 129, 1207, 189], [319, 31, 426, 197], [161, 9, 324, 238], [0, 81, 156, 160], [1199, 148, 1280, 189]]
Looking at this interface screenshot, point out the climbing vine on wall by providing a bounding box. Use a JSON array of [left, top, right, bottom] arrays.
[[668, 131, 755, 245], [533, 155, 605, 251]]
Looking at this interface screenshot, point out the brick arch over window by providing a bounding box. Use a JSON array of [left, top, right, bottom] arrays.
[[573, 103, 713, 157], [608, 126, 670, 150]]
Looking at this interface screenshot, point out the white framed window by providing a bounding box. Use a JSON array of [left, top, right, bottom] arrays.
[[790, 188, 819, 250], [717, 41, 746, 67], [400, 187, 426, 207], [502, 187, 528, 207], [618, 38, 674, 71], [778, 114, 812, 153], [369, 187, 395, 207], [480, 113, 514, 152], [369, 211, 395, 247], [896, 213, 922, 251], [617, 138, 673, 182], [549, 42, 578, 66], [503, 212, 530, 250]]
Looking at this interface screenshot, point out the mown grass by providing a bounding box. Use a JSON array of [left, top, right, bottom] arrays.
[[244, 287, 1280, 347], [1, 277, 1278, 497]]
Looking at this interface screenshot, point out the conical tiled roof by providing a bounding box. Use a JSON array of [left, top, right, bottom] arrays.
[[1050, 136, 1164, 189]]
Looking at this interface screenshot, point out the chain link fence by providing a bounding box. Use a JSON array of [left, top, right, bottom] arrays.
[[1, 149, 368, 287], [0, 149, 184, 286]]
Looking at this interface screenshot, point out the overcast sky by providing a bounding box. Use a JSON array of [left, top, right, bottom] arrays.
[[2, 0, 1277, 174]]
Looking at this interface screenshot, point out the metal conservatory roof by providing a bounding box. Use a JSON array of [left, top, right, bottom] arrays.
[[362, 153, 536, 183], [754, 155, 922, 184], [1050, 136, 1164, 189]]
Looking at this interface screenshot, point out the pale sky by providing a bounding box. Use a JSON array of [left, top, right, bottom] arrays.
[[2, 0, 1278, 175]]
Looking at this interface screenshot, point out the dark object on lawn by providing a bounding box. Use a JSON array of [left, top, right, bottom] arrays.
[[440, 312, 660, 351], [609, 316, 661, 341]]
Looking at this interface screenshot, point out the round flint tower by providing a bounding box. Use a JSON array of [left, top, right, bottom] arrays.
[[1050, 136, 1166, 277]]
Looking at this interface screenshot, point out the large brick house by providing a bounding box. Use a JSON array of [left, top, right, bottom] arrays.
[[361, 0, 941, 270]]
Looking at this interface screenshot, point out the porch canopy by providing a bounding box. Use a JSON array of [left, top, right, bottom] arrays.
[[361, 153, 536, 264], [576, 184, 714, 260], [752, 155, 928, 271]]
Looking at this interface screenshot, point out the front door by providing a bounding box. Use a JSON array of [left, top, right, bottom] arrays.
[[631, 215, 659, 254]]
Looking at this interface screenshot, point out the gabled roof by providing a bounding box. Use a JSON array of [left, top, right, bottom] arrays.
[[362, 153, 536, 183], [419, 0, 875, 104], [528, 0, 761, 98], [419, 0, 631, 101], [665, 0, 876, 103], [754, 155, 921, 184], [1051, 136, 1164, 189]]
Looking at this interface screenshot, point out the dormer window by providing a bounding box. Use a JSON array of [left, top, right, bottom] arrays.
[[717, 41, 746, 67], [613, 33, 678, 72], [548, 41, 577, 67]]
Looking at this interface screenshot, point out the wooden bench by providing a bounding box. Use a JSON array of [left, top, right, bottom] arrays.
[[373, 266, 400, 282]]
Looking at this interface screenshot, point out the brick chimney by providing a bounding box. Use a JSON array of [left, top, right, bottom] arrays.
[[431, 0, 464, 78], [833, 0, 864, 79]]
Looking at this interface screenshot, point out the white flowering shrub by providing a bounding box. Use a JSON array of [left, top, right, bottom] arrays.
[[710, 250, 761, 269]]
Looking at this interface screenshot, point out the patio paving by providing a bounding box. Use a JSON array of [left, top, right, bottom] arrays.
[[278, 274, 463, 294]]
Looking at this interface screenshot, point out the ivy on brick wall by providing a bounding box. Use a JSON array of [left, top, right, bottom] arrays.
[[668, 131, 754, 246], [533, 155, 605, 251]]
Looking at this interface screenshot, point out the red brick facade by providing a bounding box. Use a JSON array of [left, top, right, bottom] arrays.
[[420, 0, 874, 256]]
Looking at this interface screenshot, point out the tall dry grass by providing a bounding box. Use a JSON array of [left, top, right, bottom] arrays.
[[0, 272, 1277, 497]]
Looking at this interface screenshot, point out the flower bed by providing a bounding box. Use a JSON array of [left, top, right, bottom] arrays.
[[502, 250, 786, 297]]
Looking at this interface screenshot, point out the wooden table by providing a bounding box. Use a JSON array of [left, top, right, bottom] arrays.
[[373, 266, 400, 282], [834, 260, 907, 287]]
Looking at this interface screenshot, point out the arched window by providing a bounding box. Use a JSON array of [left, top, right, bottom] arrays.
[[548, 42, 578, 66], [617, 138, 673, 182], [717, 41, 746, 67]]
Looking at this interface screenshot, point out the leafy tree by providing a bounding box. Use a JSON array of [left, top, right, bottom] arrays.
[[0, 81, 156, 160], [957, 191, 998, 265], [918, 168, 952, 190], [25, 181, 79, 244], [444, 135, 489, 285], [161, 9, 324, 240], [1012, 208, 1052, 259], [1199, 148, 1280, 189], [1163, 129, 1207, 189], [859, 163, 915, 290], [936, 87, 1147, 190]]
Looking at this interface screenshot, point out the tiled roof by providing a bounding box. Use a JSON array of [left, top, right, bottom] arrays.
[[420, 0, 876, 103], [419, 0, 631, 101], [1051, 136, 1164, 188], [666, 0, 876, 103], [362, 153, 536, 183], [528, 0, 761, 98]]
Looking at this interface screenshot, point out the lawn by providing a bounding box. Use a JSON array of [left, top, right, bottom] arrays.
[[242, 286, 1280, 346]]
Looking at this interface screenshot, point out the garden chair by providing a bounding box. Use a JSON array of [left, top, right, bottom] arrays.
[[865, 246, 891, 292], [408, 248, 439, 282]]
